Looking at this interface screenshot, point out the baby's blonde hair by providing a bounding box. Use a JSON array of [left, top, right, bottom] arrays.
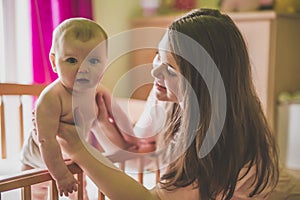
[[50, 18, 107, 54]]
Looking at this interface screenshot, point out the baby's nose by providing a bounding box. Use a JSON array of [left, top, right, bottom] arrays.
[[78, 66, 89, 73]]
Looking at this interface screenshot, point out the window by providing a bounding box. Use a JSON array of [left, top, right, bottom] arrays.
[[0, 1, 5, 81], [0, 0, 32, 161], [0, 0, 32, 83]]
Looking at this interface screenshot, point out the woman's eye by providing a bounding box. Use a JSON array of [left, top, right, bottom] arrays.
[[156, 52, 161, 61], [89, 58, 100, 65], [166, 65, 177, 76], [66, 57, 78, 64], [153, 54, 162, 67]]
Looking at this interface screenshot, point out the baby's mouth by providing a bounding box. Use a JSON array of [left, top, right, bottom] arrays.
[[76, 78, 90, 84]]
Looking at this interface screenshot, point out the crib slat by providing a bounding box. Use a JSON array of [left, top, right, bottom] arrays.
[[98, 190, 105, 200], [19, 96, 24, 150], [0, 97, 6, 159], [77, 172, 83, 200], [156, 170, 160, 183], [138, 158, 144, 184], [22, 186, 31, 200], [50, 180, 58, 200], [155, 159, 160, 183], [119, 161, 125, 171]]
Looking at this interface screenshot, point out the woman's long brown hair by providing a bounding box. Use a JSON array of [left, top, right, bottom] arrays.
[[159, 8, 279, 200]]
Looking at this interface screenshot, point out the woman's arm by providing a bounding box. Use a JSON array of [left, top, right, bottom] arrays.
[[57, 107, 160, 200], [74, 142, 158, 200]]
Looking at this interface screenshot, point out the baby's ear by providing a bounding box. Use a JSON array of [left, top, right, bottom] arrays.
[[49, 53, 57, 73]]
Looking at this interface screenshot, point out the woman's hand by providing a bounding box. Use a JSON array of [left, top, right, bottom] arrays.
[[94, 94, 134, 151]]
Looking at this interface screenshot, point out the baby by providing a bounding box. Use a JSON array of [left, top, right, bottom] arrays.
[[20, 18, 131, 199]]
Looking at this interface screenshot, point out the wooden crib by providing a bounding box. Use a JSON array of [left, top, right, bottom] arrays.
[[0, 83, 159, 200], [0, 160, 84, 200]]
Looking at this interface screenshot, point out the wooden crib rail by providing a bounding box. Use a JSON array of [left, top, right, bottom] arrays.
[[0, 161, 83, 200], [0, 158, 160, 200], [0, 83, 47, 96], [0, 83, 47, 159]]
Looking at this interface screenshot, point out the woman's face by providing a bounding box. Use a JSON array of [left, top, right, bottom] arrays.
[[151, 34, 182, 102]]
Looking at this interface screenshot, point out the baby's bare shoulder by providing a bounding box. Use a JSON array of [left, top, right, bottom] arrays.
[[37, 81, 68, 107]]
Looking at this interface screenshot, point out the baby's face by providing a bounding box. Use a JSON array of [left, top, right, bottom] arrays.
[[52, 35, 107, 91]]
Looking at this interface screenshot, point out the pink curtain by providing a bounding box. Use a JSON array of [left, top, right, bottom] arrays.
[[30, 0, 93, 84]]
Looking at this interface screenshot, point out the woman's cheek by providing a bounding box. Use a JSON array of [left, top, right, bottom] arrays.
[[166, 78, 181, 101]]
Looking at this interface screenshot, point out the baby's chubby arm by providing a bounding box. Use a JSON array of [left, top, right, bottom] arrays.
[[35, 88, 77, 197]]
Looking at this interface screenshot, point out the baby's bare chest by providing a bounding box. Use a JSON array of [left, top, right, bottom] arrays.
[[60, 93, 98, 127]]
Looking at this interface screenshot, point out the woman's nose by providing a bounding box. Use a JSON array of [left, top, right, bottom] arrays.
[[151, 60, 165, 79], [151, 66, 165, 79]]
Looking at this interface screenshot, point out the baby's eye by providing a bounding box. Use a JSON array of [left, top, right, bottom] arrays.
[[166, 65, 177, 76], [89, 58, 100, 65], [66, 57, 78, 64]]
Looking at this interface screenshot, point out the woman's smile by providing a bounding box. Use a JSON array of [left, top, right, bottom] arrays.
[[155, 82, 167, 91]]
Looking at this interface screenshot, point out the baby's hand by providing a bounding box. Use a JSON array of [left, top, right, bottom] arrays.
[[56, 171, 78, 197]]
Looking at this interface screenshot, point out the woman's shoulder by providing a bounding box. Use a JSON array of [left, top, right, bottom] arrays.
[[267, 167, 300, 200], [150, 187, 161, 200], [154, 183, 199, 200], [233, 165, 300, 199]]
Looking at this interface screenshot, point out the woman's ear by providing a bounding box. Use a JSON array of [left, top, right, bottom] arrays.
[[49, 53, 57, 73]]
